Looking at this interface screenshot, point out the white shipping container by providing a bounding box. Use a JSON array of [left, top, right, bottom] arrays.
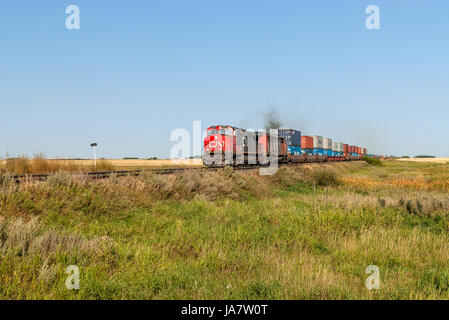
[[313, 135, 323, 149], [332, 141, 339, 152], [323, 138, 333, 150], [337, 142, 344, 152]]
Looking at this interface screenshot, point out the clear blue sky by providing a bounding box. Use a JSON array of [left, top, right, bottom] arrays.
[[1, 1, 448, 158]]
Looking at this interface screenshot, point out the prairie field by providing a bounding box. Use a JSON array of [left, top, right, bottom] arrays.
[[1, 160, 449, 299], [396, 158, 449, 164]]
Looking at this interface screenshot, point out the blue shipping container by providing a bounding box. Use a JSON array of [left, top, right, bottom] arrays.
[[302, 148, 313, 155], [287, 146, 301, 156], [325, 149, 332, 156], [333, 151, 343, 157], [278, 129, 301, 146], [313, 148, 325, 156]]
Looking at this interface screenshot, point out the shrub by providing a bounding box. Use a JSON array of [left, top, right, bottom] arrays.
[[362, 156, 383, 166], [310, 168, 340, 186]]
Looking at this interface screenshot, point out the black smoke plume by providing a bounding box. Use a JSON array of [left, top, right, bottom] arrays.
[[263, 108, 283, 130]]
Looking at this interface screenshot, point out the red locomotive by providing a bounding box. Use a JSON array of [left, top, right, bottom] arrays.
[[203, 125, 288, 166]]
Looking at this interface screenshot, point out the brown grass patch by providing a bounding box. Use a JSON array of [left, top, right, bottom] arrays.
[[1, 154, 115, 175], [342, 176, 449, 193], [0, 216, 114, 258]]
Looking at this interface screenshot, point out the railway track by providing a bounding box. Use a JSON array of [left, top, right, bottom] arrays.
[[10, 165, 263, 184], [9, 159, 360, 184]]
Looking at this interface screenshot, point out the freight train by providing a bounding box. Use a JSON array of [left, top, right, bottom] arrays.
[[202, 125, 380, 166]]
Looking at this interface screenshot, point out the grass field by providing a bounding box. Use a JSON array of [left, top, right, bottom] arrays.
[[1, 160, 449, 299]]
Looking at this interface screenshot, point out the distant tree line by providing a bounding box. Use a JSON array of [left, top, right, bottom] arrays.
[[414, 155, 436, 158]]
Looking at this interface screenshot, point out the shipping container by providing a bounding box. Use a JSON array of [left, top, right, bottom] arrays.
[[302, 148, 313, 155], [287, 146, 301, 156], [332, 141, 338, 152], [343, 144, 349, 153], [278, 129, 301, 146], [323, 138, 333, 150], [313, 148, 325, 156], [332, 142, 344, 156], [332, 142, 344, 152], [301, 136, 314, 149], [313, 136, 323, 149]]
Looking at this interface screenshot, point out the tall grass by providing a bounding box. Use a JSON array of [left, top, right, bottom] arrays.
[[2, 153, 113, 175]]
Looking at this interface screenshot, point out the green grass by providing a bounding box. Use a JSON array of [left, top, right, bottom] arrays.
[[1, 161, 449, 299]]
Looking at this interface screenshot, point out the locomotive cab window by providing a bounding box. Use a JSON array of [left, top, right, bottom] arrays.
[[208, 129, 218, 136], [219, 128, 233, 136]]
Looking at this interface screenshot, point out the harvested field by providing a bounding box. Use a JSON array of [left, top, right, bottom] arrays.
[[396, 158, 449, 164]]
